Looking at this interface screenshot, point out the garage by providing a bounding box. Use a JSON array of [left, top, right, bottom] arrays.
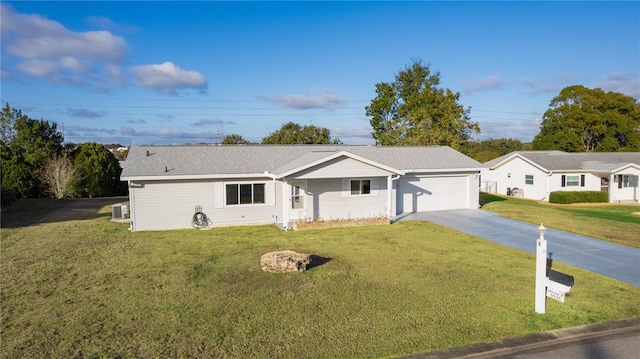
[[397, 175, 470, 213]]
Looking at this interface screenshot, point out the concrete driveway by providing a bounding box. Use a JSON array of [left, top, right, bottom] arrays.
[[395, 209, 640, 287]]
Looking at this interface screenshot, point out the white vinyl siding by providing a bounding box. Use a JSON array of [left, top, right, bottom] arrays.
[[306, 177, 388, 221], [482, 157, 548, 200], [288, 156, 392, 179], [129, 179, 215, 231], [610, 171, 640, 203], [129, 178, 281, 231]]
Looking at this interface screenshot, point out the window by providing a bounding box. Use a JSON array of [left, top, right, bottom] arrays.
[[350, 179, 371, 195], [225, 183, 265, 205], [566, 175, 580, 186], [291, 183, 304, 209], [561, 174, 585, 187], [618, 175, 633, 188], [525, 175, 534, 185]]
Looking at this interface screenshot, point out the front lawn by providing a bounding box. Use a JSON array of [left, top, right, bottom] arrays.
[[2, 199, 639, 358], [480, 193, 640, 248]]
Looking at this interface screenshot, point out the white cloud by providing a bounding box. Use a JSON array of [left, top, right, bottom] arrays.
[[121, 127, 218, 141], [473, 117, 542, 143], [330, 126, 374, 144], [261, 89, 347, 110], [463, 75, 506, 94], [15, 58, 59, 76], [130, 62, 208, 95], [594, 71, 640, 98], [1, 3, 127, 91], [190, 119, 236, 126], [65, 108, 106, 118], [518, 77, 537, 88], [66, 125, 118, 135]]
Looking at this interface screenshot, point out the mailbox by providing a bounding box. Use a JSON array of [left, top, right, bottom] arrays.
[[544, 270, 574, 303]]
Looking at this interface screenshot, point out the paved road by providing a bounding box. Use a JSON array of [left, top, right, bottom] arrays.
[[395, 209, 640, 287], [403, 317, 640, 359]]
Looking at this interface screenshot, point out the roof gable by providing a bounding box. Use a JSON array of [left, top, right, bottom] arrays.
[[483, 151, 640, 173], [273, 151, 403, 177]]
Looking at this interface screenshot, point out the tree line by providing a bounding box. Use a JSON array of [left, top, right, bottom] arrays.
[[1, 104, 126, 207], [3, 60, 638, 205], [225, 60, 639, 158]]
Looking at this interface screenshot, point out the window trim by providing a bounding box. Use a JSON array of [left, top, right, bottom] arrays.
[[343, 178, 378, 197], [525, 174, 534, 185], [561, 174, 585, 187], [565, 175, 580, 187], [619, 174, 632, 188], [225, 182, 267, 206], [350, 179, 371, 196]]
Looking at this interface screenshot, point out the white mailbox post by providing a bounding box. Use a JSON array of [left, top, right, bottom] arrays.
[[535, 224, 574, 314], [535, 224, 547, 314]]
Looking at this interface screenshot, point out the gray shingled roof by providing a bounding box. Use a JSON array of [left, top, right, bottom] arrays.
[[121, 145, 481, 179], [483, 151, 640, 172]]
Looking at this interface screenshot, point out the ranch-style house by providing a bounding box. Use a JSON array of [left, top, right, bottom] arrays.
[[120, 145, 482, 231]]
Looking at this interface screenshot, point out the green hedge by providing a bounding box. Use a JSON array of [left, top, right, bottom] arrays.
[[549, 191, 608, 204]]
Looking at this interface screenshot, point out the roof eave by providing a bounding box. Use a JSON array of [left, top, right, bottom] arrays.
[[405, 167, 483, 174], [122, 172, 276, 182]]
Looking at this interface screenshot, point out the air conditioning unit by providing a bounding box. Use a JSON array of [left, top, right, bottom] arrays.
[[112, 203, 130, 220]]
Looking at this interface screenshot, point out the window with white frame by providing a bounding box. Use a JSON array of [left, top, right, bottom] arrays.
[[225, 183, 265, 205], [561, 174, 584, 187], [566, 175, 580, 186], [618, 175, 638, 188], [350, 179, 371, 195], [525, 174, 534, 185]]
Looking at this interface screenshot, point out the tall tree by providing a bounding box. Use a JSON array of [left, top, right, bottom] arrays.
[[221, 134, 250, 145], [71, 142, 125, 198], [366, 60, 479, 149], [532, 85, 640, 152], [1, 104, 63, 197], [261, 122, 341, 144]]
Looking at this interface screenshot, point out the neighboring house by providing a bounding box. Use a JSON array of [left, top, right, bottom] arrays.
[[120, 145, 482, 231], [481, 151, 640, 203]]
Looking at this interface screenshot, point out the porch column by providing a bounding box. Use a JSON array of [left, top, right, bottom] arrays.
[[609, 174, 615, 203], [282, 180, 291, 229]]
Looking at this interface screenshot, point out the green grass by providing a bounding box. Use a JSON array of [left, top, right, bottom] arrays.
[[480, 193, 640, 248], [2, 199, 639, 358]]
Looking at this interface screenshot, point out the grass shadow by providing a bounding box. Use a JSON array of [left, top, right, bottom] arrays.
[[479, 192, 508, 207], [1, 197, 127, 229], [307, 255, 333, 270]]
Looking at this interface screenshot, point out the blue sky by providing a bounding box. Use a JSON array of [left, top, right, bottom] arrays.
[[2, 1, 639, 145]]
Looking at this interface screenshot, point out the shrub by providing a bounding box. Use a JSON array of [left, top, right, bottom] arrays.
[[549, 191, 608, 204]]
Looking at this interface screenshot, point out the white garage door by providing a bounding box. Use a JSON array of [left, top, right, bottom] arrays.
[[397, 176, 468, 213]]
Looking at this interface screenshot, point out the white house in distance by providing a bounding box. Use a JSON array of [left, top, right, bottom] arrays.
[[120, 145, 482, 231], [481, 151, 640, 203]]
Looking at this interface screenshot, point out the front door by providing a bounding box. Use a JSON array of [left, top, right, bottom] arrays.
[[290, 181, 307, 221]]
